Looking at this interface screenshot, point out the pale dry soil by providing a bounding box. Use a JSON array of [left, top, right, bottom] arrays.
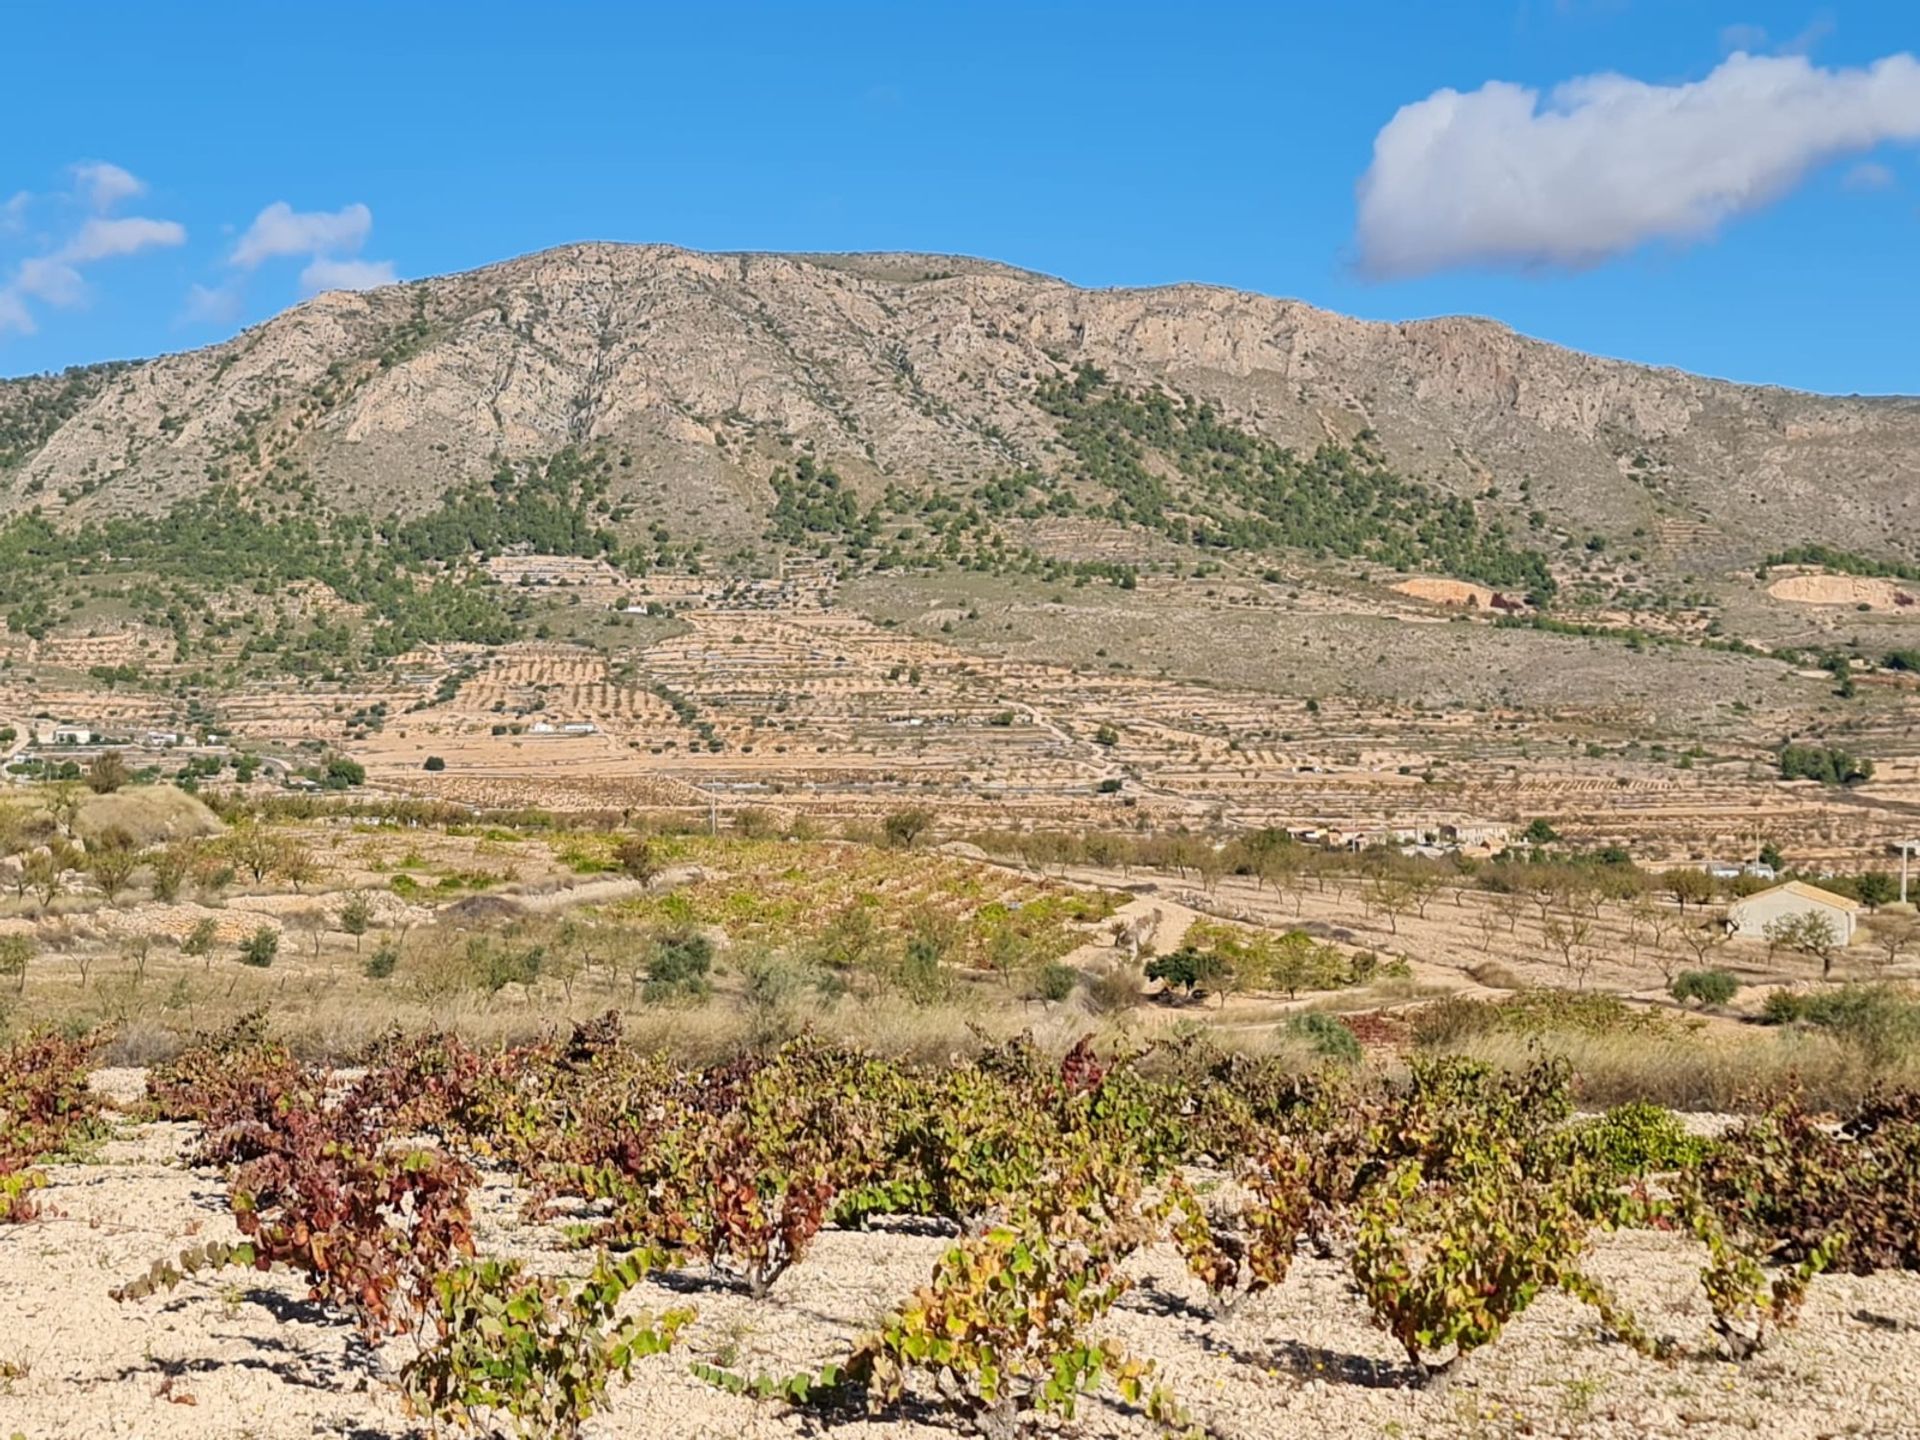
[[3, 1075, 1919, 1439]]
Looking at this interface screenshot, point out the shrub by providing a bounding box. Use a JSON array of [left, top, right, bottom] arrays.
[[86, 751, 129, 794], [236, 926, 279, 968], [880, 807, 935, 848], [1080, 964, 1142, 1014], [1671, 969, 1739, 1008], [612, 835, 660, 884], [180, 916, 219, 959], [1283, 1011, 1362, 1064], [364, 942, 400, 980], [1553, 1101, 1706, 1178], [839, 1219, 1179, 1431], [1031, 962, 1078, 1004], [1760, 984, 1920, 1063], [401, 1253, 690, 1439], [422, 755, 446, 772], [642, 929, 713, 1001]]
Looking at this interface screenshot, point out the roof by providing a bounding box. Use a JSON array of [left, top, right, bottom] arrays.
[[1730, 880, 1862, 913]]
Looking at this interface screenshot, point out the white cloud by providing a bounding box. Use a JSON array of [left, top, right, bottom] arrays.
[[0, 289, 35, 337], [1719, 14, 1835, 58], [180, 281, 244, 326], [13, 257, 85, 306], [231, 201, 373, 269], [71, 161, 145, 212], [299, 256, 398, 293], [0, 159, 186, 341], [1844, 159, 1897, 190], [1354, 50, 1920, 278], [63, 215, 186, 262]]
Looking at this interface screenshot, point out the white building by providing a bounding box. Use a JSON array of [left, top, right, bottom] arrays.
[[1726, 881, 1861, 945]]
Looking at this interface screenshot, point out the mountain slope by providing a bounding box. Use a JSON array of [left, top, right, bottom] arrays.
[[4, 242, 1918, 576]]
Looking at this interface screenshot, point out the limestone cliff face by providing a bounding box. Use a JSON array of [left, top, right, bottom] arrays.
[[5, 242, 1918, 565]]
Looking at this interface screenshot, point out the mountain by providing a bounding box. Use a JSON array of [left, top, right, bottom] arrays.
[[5, 242, 1920, 580]]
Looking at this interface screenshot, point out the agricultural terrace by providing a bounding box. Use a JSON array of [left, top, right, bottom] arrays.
[[14, 553, 1920, 870]]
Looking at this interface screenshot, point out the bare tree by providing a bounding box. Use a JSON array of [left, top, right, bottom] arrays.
[[1867, 913, 1920, 974], [1765, 912, 1843, 980], [1363, 876, 1413, 936]]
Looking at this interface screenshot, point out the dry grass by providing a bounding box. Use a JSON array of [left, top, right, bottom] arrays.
[[1447, 1026, 1920, 1111]]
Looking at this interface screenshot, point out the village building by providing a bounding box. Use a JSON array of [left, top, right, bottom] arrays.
[[1726, 880, 1861, 945]]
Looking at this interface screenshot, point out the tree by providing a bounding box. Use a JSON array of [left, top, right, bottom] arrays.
[[1855, 871, 1898, 911], [149, 842, 191, 902], [181, 916, 219, 964], [1541, 911, 1597, 988], [322, 755, 366, 789], [86, 751, 130, 794], [338, 891, 374, 951], [227, 822, 293, 884], [881, 807, 934, 849], [642, 928, 713, 1001], [87, 825, 140, 902], [1867, 912, 1920, 972], [1677, 915, 1728, 970], [1521, 818, 1559, 846], [1362, 875, 1413, 935], [0, 934, 31, 993], [1758, 841, 1785, 872], [1627, 897, 1678, 982], [23, 841, 77, 913], [45, 781, 83, 836], [422, 755, 447, 772], [277, 841, 320, 892], [364, 939, 400, 979], [612, 835, 659, 885], [1145, 946, 1225, 997], [1667, 867, 1715, 914], [1472, 900, 1504, 953], [1403, 869, 1442, 920], [1266, 930, 1324, 999], [1765, 911, 1843, 979], [237, 926, 280, 968]]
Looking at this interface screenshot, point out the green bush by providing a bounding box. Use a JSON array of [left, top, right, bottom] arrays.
[[1283, 1011, 1361, 1064], [1671, 970, 1739, 1008], [236, 926, 279, 968], [364, 942, 400, 980], [1146, 946, 1225, 996], [1554, 1101, 1706, 1177], [643, 929, 713, 1002], [1032, 962, 1078, 1003], [1761, 984, 1920, 1063]]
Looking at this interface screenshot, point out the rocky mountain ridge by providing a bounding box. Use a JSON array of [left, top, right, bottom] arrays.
[[3, 242, 1917, 571]]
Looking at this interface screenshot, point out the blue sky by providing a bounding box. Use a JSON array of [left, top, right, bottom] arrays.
[[2, 1, 1916, 393]]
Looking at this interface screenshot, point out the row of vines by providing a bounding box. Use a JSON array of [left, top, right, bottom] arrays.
[[8, 1017, 1908, 1436]]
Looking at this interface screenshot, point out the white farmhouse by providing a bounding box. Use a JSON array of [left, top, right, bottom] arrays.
[[1726, 881, 1861, 945]]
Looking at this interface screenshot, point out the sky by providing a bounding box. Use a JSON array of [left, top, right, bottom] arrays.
[[2, 1, 1917, 394]]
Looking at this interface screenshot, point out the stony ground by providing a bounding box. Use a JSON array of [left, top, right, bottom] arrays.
[[3, 1073, 1919, 1439]]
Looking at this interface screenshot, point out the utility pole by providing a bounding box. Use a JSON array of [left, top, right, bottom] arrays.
[[1901, 840, 1920, 905]]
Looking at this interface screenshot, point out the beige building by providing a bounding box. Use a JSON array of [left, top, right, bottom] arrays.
[[1726, 881, 1861, 945]]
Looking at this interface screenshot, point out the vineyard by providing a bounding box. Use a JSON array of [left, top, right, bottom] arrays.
[[6, 1017, 1920, 1438]]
